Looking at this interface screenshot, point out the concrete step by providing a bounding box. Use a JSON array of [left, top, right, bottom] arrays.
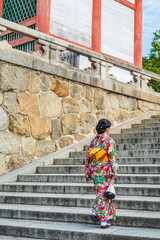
[[151, 115, 160, 119], [117, 157, 160, 165], [117, 149, 160, 158], [142, 118, 160, 124], [116, 143, 160, 151], [0, 193, 159, 211], [0, 219, 160, 240], [0, 237, 46, 240], [0, 183, 159, 196], [0, 204, 159, 229], [17, 174, 160, 184], [121, 127, 160, 134], [70, 149, 160, 158], [53, 157, 160, 165], [54, 158, 85, 165], [112, 137, 160, 144], [36, 164, 160, 174], [132, 122, 160, 129], [111, 131, 160, 139], [84, 143, 160, 151]]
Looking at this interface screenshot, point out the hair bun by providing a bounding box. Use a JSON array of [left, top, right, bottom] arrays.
[[96, 119, 111, 134]]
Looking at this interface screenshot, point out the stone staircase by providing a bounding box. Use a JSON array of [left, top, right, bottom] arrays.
[[0, 115, 160, 239]]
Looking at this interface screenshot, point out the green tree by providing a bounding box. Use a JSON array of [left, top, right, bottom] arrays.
[[142, 30, 160, 92]]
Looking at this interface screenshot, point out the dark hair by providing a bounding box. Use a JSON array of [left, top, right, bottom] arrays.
[[96, 119, 111, 134]]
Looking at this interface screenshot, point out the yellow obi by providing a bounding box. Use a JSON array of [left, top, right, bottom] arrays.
[[89, 148, 109, 162]]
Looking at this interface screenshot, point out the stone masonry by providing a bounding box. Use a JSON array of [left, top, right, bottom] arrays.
[[0, 60, 160, 175]]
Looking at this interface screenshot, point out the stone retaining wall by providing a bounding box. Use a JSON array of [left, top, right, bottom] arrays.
[[0, 60, 160, 175]]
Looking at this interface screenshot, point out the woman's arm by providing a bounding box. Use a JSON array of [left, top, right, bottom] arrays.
[[107, 138, 119, 177], [85, 151, 92, 182], [85, 140, 94, 182]]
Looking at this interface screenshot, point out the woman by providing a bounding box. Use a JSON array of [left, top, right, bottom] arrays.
[[85, 119, 118, 228]]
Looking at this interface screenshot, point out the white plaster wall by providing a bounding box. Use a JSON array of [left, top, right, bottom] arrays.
[[127, 0, 135, 4], [101, 0, 134, 63], [50, 0, 92, 47]]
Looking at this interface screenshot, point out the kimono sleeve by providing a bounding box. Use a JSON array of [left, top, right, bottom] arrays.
[[107, 138, 119, 176], [85, 143, 93, 182]]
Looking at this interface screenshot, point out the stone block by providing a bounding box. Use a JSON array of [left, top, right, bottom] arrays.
[[80, 99, 93, 113], [85, 86, 94, 101], [70, 82, 85, 100], [40, 73, 51, 92], [0, 154, 6, 175], [115, 109, 131, 123], [29, 116, 50, 140], [74, 134, 86, 141], [0, 107, 9, 131], [0, 64, 26, 92], [80, 114, 96, 134], [0, 132, 21, 155], [26, 70, 40, 94], [118, 95, 137, 111], [9, 114, 30, 137], [22, 138, 37, 157], [18, 93, 40, 116], [138, 100, 156, 112], [96, 111, 114, 126], [51, 77, 69, 97], [59, 137, 74, 149], [0, 92, 3, 105], [3, 92, 18, 114], [37, 140, 57, 157], [60, 114, 79, 135], [6, 155, 33, 171], [62, 97, 80, 114], [39, 92, 62, 118], [94, 88, 108, 110], [51, 119, 62, 140]]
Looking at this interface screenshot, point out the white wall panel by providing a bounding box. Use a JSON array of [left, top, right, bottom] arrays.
[[50, 0, 92, 47], [127, 0, 135, 4], [101, 0, 134, 63]]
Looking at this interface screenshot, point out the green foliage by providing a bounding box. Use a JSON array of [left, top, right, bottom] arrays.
[[147, 79, 160, 93], [142, 30, 160, 92]]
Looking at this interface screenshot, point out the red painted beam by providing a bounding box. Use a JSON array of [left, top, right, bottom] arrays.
[[0, 16, 36, 37], [9, 36, 34, 48], [114, 0, 135, 10], [0, 0, 3, 17], [92, 0, 101, 52], [134, 0, 142, 67], [37, 0, 51, 34]]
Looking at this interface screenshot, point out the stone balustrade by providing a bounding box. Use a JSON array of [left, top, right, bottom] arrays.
[[0, 18, 160, 87]]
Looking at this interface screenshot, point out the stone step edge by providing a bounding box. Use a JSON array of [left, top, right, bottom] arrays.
[[0, 219, 159, 240], [0, 237, 46, 240], [0, 111, 156, 184], [0, 205, 159, 221], [0, 193, 159, 203], [0, 183, 160, 190], [17, 173, 160, 177]]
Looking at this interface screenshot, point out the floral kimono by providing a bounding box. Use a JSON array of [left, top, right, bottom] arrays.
[[85, 133, 118, 222]]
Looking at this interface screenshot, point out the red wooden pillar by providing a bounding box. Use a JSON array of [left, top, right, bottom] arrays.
[[134, 0, 142, 68], [92, 0, 101, 52], [0, 0, 3, 18], [36, 0, 51, 34]]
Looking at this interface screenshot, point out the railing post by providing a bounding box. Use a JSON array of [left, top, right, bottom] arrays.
[[131, 71, 141, 89], [141, 75, 154, 93]]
